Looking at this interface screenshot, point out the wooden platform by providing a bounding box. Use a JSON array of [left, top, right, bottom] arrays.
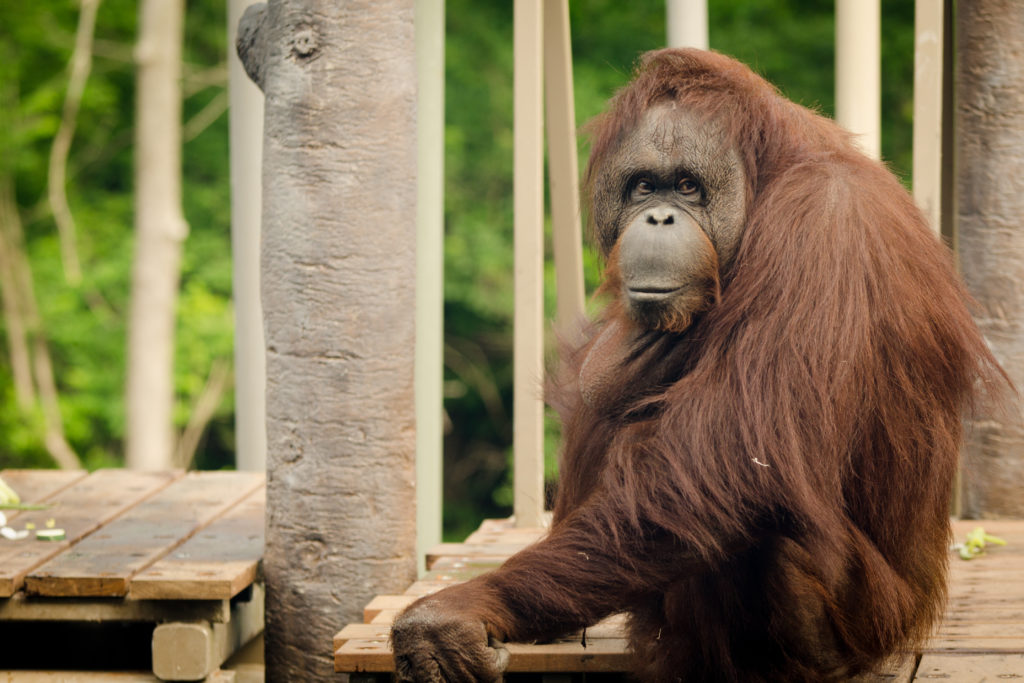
[[0, 469, 265, 681], [335, 518, 1024, 681]]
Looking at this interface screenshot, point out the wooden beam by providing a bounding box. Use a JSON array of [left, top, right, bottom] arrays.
[[544, 0, 585, 342], [227, 0, 266, 472], [414, 0, 445, 577], [152, 583, 264, 681], [513, 0, 546, 529], [913, 0, 945, 234], [835, 0, 881, 159], [666, 0, 709, 50]]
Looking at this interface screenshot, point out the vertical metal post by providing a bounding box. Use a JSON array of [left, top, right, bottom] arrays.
[[513, 0, 546, 529], [414, 0, 445, 572], [835, 0, 881, 159]]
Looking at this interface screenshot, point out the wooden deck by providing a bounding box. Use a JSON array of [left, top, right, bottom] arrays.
[[0, 468, 265, 681], [335, 518, 1024, 681]]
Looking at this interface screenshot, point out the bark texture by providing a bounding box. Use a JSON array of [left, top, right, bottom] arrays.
[[957, 0, 1024, 517], [237, 1, 418, 678]]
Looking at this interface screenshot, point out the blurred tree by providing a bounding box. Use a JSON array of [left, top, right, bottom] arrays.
[[126, 0, 187, 470], [0, 0, 234, 471]]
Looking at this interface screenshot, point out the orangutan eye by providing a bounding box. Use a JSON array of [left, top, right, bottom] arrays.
[[635, 179, 656, 195], [677, 177, 700, 195]]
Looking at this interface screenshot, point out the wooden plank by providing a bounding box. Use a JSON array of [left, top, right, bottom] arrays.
[[334, 636, 632, 675], [915, 653, 1024, 680], [428, 555, 506, 573], [505, 639, 634, 673], [0, 591, 230, 623], [464, 522, 546, 546], [335, 638, 394, 673], [368, 609, 403, 625], [334, 622, 391, 651], [934, 623, 1024, 638], [402, 580, 453, 597], [0, 469, 88, 512], [0, 469, 181, 597], [25, 471, 263, 597], [129, 486, 265, 600], [0, 673, 162, 682], [425, 542, 527, 569], [363, 595, 416, 623], [334, 615, 630, 661]]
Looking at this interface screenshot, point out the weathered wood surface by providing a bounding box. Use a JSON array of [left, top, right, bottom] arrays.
[[130, 486, 265, 600], [335, 518, 1024, 679], [0, 469, 88, 518], [0, 469, 182, 596], [0, 470, 266, 679], [0, 672, 238, 682], [0, 469, 265, 601], [25, 470, 263, 597]]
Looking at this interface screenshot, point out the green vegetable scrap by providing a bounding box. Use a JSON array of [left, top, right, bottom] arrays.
[[0, 475, 20, 505], [36, 529, 66, 542], [957, 526, 1007, 560]]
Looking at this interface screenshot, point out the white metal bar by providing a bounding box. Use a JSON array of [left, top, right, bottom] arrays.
[[666, 0, 709, 50], [414, 0, 445, 572], [543, 0, 585, 342], [513, 0, 546, 529], [835, 0, 881, 159], [227, 0, 267, 472], [912, 0, 944, 234]]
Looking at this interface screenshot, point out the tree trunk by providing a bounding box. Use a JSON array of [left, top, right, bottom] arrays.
[[237, 1, 418, 679], [126, 0, 188, 470], [957, 0, 1024, 517]]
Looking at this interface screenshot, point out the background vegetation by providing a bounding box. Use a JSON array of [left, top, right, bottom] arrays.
[[0, 0, 914, 539]]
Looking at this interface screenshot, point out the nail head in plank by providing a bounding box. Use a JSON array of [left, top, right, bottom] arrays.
[[129, 486, 265, 600], [26, 471, 264, 597], [0, 469, 182, 597]]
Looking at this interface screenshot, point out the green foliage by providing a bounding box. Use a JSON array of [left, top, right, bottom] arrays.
[[0, 0, 234, 470]]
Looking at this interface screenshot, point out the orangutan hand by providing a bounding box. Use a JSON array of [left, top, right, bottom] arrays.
[[391, 596, 509, 683]]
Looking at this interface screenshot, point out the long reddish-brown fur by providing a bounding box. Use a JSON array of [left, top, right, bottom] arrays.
[[397, 49, 1006, 682]]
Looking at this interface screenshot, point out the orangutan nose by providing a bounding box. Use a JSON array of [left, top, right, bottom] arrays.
[[645, 207, 677, 225]]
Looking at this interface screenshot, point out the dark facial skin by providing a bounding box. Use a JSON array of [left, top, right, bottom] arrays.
[[592, 101, 747, 332]]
